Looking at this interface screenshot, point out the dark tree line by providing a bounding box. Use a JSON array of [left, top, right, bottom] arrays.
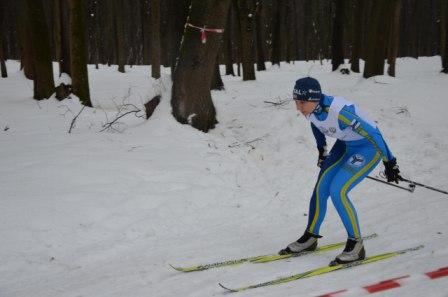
[[1, 0, 446, 72], [1, 0, 448, 131]]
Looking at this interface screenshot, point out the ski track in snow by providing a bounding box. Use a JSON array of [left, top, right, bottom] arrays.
[[0, 58, 447, 297]]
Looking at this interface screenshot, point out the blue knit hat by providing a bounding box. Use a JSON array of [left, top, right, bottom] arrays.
[[293, 77, 322, 102]]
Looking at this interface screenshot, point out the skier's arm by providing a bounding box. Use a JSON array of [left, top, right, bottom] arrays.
[[311, 122, 327, 151], [338, 106, 395, 162], [311, 122, 328, 167]]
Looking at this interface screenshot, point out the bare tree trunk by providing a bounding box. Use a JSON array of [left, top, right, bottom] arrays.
[[285, 0, 296, 64], [20, 31, 34, 79], [0, 58, 6, 79], [53, 0, 61, 63], [236, 0, 256, 80], [363, 0, 390, 78], [151, 0, 161, 79], [440, 0, 446, 58], [233, 0, 242, 76], [16, 0, 33, 79], [92, 0, 100, 69], [387, 0, 402, 77], [160, 1, 171, 67], [141, 0, 151, 65], [303, 0, 312, 60], [223, 9, 235, 75], [441, 0, 448, 72], [211, 56, 224, 90], [113, 0, 126, 73], [0, 37, 6, 78], [59, 0, 71, 74], [69, 0, 91, 106], [170, 0, 191, 73], [409, 0, 420, 58], [271, 0, 285, 65], [6, 4, 19, 60], [311, 0, 326, 61], [295, 0, 305, 60], [255, 0, 266, 71], [443, 0, 448, 73], [25, 0, 55, 99], [105, 1, 115, 66], [0, 0, 7, 78], [55, 0, 71, 99], [332, 0, 345, 71], [351, 0, 364, 73], [171, 0, 231, 132], [126, 1, 139, 66]]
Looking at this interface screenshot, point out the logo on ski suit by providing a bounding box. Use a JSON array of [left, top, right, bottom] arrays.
[[347, 154, 365, 168], [318, 126, 337, 136]]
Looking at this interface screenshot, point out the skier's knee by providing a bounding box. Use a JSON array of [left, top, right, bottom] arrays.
[[329, 185, 343, 203]]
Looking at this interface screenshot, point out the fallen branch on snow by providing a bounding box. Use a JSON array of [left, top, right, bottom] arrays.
[[228, 137, 263, 149], [100, 103, 145, 132]]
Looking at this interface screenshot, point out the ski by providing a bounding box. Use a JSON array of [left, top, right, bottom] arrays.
[[218, 245, 424, 293], [169, 233, 377, 272]]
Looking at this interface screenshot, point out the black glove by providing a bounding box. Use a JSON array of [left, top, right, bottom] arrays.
[[317, 147, 328, 167], [383, 158, 401, 183]]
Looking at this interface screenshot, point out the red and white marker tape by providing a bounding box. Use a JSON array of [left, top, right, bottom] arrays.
[[186, 23, 224, 44], [317, 266, 448, 296]]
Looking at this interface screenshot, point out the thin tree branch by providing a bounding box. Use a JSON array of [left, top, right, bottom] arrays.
[[69, 105, 86, 133], [100, 103, 145, 132]]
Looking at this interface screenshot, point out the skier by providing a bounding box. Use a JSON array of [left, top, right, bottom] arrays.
[[280, 77, 401, 265]]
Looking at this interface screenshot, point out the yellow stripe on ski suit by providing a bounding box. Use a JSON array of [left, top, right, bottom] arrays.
[[309, 146, 348, 233], [336, 113, 382, 238], [340, 150, 381, 238], [338, 113, 388, 161]]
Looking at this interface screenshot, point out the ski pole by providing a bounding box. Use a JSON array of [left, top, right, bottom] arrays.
[[398, 177, 448, 195], [366, 176, 415, 193]]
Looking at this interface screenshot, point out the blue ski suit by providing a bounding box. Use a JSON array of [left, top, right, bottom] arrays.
[[305, 95, 394, 239]]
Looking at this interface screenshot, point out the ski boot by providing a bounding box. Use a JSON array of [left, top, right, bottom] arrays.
[[279, 231, 320, 255], [330, 238, 365, 266]]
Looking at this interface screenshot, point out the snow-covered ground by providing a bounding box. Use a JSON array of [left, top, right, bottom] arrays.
[[1, 58, 447, 297]]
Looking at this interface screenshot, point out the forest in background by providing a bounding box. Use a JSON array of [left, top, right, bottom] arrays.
[[1, 0, 448, 131], [1, 1, 446, 69]]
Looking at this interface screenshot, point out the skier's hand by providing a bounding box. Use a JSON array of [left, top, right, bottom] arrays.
[[317, 147, 328, 167], [383, 158, 401, 183]]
